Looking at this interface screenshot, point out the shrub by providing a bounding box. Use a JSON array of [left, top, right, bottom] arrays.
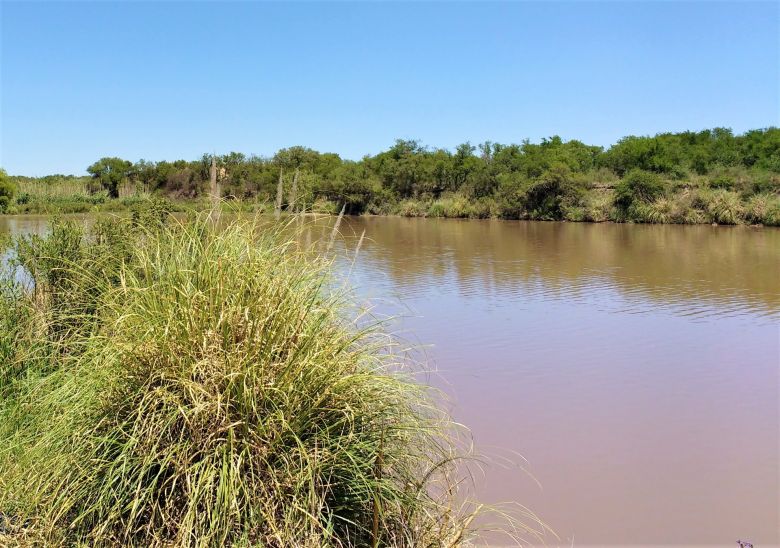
[[582, 191, 613, 222], [709, 173, 735, 190], [495, 173, 530, 219], [428, 193, 474, 218], [0, 169, 16, 213], [614, 169, 666, 211], [561, 205, 586, 222], [395, 199, 429, 217], [469, 197, 497, 219], [749, 170, 780, 195], [523, 165, 585, 220]]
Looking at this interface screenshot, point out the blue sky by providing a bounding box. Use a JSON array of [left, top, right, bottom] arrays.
[[1, 1, 778, 176]]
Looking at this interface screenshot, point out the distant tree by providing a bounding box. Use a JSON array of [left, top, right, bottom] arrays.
[[273, 146, 321, 170], [87, 157, 133, 198], [133, 160, 158, 193], [0, 168, 15, 212]]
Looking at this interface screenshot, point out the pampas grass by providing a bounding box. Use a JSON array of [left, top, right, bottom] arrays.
[[0, 213, 527, 547]]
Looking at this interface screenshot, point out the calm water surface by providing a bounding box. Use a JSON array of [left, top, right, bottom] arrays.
[[2, 215, 778, 547]]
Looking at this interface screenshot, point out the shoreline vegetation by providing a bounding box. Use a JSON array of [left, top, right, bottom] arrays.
[[1, 127, 779, 226], [0, 208, 547, 546]]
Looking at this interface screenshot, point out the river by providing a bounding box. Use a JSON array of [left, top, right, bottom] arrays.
[[2, 215, 778, 547]]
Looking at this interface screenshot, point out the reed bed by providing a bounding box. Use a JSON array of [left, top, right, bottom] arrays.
[[14, 177, 91, 198], [0, 211, 537, 547]]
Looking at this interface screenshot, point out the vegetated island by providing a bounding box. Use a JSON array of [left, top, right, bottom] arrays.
[[2, 127, 779, 226]]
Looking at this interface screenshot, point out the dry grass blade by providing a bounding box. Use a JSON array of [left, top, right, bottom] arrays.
[[327, 203, 346, 251]]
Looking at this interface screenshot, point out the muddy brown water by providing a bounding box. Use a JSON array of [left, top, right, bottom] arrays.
[[2, 215, 778, 547]]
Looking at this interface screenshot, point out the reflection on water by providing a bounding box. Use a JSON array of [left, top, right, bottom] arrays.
[[337, 218, 780, 322], [2, 215, 779, 547], [334, 218, 779, 547]]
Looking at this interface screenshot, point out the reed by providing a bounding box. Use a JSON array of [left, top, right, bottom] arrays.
[[327, 203, 346, 251], [289, 168, 299, 214], [14, 177, 91, 198], [0, 214, 504, 547]]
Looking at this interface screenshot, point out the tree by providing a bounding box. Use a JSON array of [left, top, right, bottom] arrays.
[[87, 157, 133, 198], [0, 168, 15, 213]]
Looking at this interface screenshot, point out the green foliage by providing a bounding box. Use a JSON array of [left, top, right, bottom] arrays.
[[614, 169, 666, 212], [580, 190, 614, 222], [428, 193, 477, 218], [6, 126, 780, 225], [749, 170, 780, 195], [522, 164, 585, 220], [87, 157, 134, 198], [395, 198, 430, 217], [0, 168, 16, 213]]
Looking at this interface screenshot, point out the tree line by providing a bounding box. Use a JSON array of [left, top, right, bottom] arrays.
[[4, 127, 780, 224]]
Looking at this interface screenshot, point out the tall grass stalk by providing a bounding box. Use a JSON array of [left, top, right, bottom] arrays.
[[0, 214, 529, 546], [289, 168, 299, 214], [327, 203, 346, 252]]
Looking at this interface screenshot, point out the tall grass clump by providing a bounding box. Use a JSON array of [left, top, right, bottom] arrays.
[[0, 214, 497, 547], [0, 279, 32, 398], [745, 193, 780, 226], [705, 190, 744, 225]]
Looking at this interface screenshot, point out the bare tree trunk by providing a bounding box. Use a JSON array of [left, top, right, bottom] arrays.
[[275, 168, 284, 220], [288, 168, 299, 214], [210, 155, 218, 205]]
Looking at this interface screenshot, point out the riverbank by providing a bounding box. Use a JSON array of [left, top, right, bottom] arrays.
[[2, 128, 779, 226], [2, 185, 779, 227]]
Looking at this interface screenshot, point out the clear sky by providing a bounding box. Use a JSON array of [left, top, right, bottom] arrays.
[[1, 1, 778, 176]]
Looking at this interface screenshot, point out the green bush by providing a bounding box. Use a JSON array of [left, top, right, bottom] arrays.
[[582, 190, 613, 222], [395, 198, 429, 217], [614, 169, 666, 211], [749, 170, 780, 195], [523, 165, 585, 220], [0, 169, 16, 213], [709, 173, 735, 190], [428, 193, 475, 218]]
